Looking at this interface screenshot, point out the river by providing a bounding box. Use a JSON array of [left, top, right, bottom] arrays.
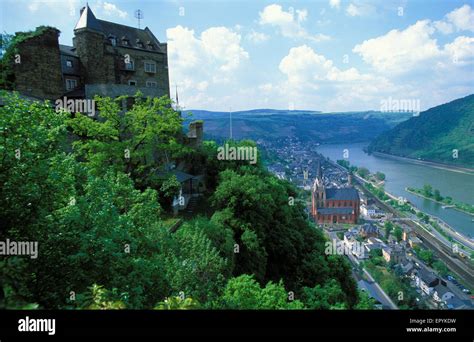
[[315, 142, 474, 238]]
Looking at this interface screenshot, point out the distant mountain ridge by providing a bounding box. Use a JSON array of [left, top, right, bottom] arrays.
[[183, 109, 413, 144], [368, 94, 474, 168]]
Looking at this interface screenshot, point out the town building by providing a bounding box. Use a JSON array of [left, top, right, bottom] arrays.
[[414, 267, 439, 296], [407, 236, 421, 249], [311, 162, 360, 224], [360, 204, 385, 218], [382, 244, 405, 263], [432, 284, 455, 303], [9, 5, 169, 102], [359, 223, 380, 238]]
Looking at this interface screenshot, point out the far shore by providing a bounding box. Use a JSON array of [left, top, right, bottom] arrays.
[[370, 151, 474, 175], [405, 188, 474, 217]]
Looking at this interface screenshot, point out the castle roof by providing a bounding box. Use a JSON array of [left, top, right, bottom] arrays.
[[74, 5, 102, 32], [74, 5, 165, 53], [325, 187, 359, 201]]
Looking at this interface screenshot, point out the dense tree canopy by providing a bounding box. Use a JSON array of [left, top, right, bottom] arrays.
[[0, 91, 360, 310]]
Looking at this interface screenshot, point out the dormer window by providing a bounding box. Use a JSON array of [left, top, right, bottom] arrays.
[[109, 36, 117, 46], [66, 60, 73, 68], [121, 36, 129, 46], [136, 39, 144, 48], [146, 41, 154, 50]]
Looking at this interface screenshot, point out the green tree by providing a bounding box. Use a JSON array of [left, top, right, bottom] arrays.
[[77, 284, 126, 310], [375, 171, 386, 181], [418, 248, 434, 266], [393, 226, 403, 242], [166, 228, 229, 306], [155, 296, 200, 310], [433, 260, 449, 277], [219, 274, 304, 309], [422, 184, 433, 197], [302, 279, 348, 310], [67, 94, 188, 188], [355, 291, 376, 310], [357, 167, 370, 179], [433, 189, 443, 201], [384, 221, 394, 239]]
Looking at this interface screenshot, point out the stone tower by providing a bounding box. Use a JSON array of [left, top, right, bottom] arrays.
[[12, 27, 64, 100], [73, 5, 114, 84]]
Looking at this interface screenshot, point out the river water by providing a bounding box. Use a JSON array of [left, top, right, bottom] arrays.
[[315, 143, 474, 237]]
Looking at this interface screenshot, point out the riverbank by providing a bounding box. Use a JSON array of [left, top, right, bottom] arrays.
[[370, 151, 474, 175], [405, 188, 474, 217]]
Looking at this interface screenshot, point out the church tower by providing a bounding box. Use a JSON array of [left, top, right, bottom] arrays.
[[311, 161, 326, 216]]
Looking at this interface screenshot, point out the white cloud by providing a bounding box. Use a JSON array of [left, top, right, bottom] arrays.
[[329, 0, 341, 10], [346, 4, 362, 17], [27, 0, 79, 17], [277, 44, 395, 111], [101, 2, 128, 19], [166, 25, 249, 108], [167, 25, 248, 72], [433, 20, 454, 34], [201, 27, 249, 71], [259, 4, 330, 42], [246, 30, 269, 44], [444, 36, 474, 64], [353, 20, 442, 73], [435, 5, 474, 34], [446, 4, 474, 32]]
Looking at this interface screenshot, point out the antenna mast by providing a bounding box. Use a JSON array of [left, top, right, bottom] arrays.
[[134, 9, 144, 29], [229, 107, 233, 140]]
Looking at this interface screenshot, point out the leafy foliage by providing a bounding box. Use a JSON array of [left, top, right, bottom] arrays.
[[0, 92, 360, 310]]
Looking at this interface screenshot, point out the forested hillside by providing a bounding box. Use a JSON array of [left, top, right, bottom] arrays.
[[184, 109, 412, 143], [0, 92, 371, 310], [368, 95, 474, 168]]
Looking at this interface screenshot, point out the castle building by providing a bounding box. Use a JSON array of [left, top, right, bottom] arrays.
[[311, 162, 360, 224], [10, 5, 169, 102]]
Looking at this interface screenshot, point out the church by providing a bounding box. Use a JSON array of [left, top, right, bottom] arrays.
[[311, 163, 360, 224]]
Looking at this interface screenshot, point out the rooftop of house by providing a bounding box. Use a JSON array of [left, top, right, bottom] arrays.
[[367, 237, 384, 244], [382, 244, 404, 255], [365, 242, 384, 251], [360, 223, 379, 234], [417, 267, 439, 286], [433, 284, 453, 297]]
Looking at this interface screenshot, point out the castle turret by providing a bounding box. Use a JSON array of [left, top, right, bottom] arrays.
[[73, 5, 114, 85]]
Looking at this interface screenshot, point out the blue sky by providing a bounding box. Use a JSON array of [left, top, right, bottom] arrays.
[[1, 0, 473, 111]]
